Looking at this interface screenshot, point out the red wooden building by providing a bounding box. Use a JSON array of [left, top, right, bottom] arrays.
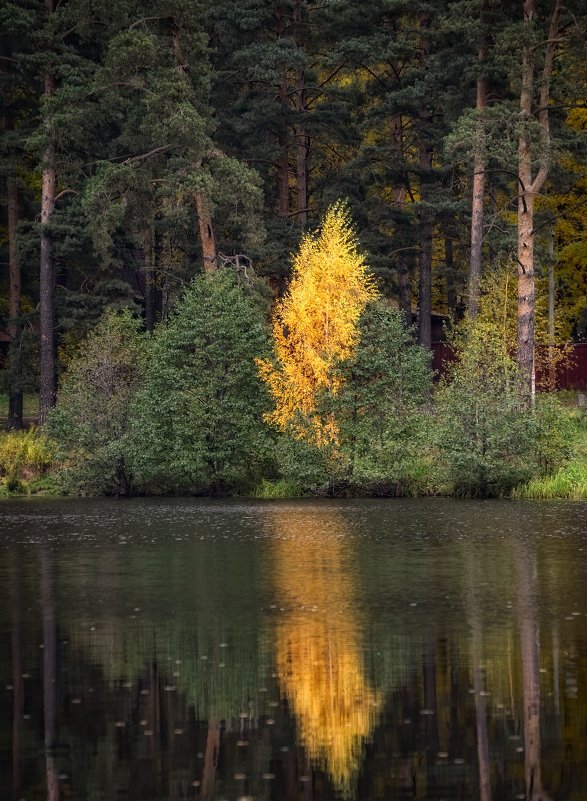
[[431, 341, 587, 390]]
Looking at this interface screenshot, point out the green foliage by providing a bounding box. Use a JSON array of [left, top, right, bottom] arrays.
[[47, 309, 145, 495], [0, 427, 56, 493], [129, 269, 273, 494], [274, 301, 434, 494], [252, 478, 305, 499], [435, 316, 574, 497], [333, 301, 433, 484]]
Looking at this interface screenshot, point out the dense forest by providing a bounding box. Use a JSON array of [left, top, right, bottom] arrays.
[[0, 0, 586, 497]]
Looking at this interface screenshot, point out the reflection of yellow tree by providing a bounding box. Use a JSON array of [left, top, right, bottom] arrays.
[[272, 521, 380, 796]]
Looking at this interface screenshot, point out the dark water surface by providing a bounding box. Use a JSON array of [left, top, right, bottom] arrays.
[[1, 498, 586, 801]]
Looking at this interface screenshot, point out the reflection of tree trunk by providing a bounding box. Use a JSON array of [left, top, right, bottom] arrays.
[[515, 543, 552, 801], [10, 554, 23, 800], [466, 553, 491, 801], [422, 646, 438, 791], [7, 177, 23, 430], [40, 547, 60, 801], [201, 720, 221, 800]]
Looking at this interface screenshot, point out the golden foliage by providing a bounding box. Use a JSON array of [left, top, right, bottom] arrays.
[[271, 515, 380, 796], [258, 203, 377, 446]]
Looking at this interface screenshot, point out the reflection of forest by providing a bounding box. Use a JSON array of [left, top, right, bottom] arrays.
[[272, 527, 380, 795], [2, 506, 587, 801]]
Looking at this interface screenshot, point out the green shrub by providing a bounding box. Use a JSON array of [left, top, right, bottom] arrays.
[[435, 318, 574, 497], [46, 309, 145, 495], [252, 478, 305, 499], [129, 269, 274, 494]]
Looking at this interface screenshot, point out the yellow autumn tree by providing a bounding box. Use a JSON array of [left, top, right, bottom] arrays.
[[258, 203, 377, 446]]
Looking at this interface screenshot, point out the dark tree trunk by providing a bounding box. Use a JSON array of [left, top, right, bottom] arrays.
[[276, 5, 290, 216], [7, 177, 23, 429], [143, 227, 155, 333], [293, 0, 308, 224], [469, 45, 487, 318], [417, 16, 433, 350], [398, 256, 412, 328], [444, 229, 458, 315], [39, 6, 57, 424], [547, 222, 556, 390], [418, 204, 433, 349]]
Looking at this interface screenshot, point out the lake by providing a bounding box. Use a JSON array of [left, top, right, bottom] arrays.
[[0, 497, 586, 801]]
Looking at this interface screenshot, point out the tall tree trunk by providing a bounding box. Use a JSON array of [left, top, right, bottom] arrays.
[[39, 3, 57, 424], [276, 6, 290, 216], [444, 228, 458, 315], [195, 191, 217, 272], [517, 0, 562, 408], [293, 0, 308, 224], [469, 44, 487, 318], [418, 16, 433, 350], [7, 177, 23, 429], [391, 113, 412, 326], [398, 256, 412, 327], [171, 19, 218, 273], [547, 222, 556, 390], [143, 226, 155, 333]]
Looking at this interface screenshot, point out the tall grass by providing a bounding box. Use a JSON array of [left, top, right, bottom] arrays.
[[512, 462, 587, 500], [0, 428, 56, 493]]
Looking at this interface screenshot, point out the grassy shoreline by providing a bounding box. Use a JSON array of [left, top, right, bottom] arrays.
[[1, 394, 586, 500]]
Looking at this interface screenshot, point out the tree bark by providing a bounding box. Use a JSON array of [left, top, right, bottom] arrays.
[[276, 5, 290, 216], [417, 16, 433, 350], [143, 226, 155, 332], [398, 256, 412, 328], [7, 177, 23, 429], [517, 0, 562, 408], [444, 228, 458, 315], [293, 0, 308, 224], [469, 44, 487, 318], [547, 222, 556, 390], [39, 3, 57, 424], [195, 191, 217, 272], [170, 18, 218, 273]]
